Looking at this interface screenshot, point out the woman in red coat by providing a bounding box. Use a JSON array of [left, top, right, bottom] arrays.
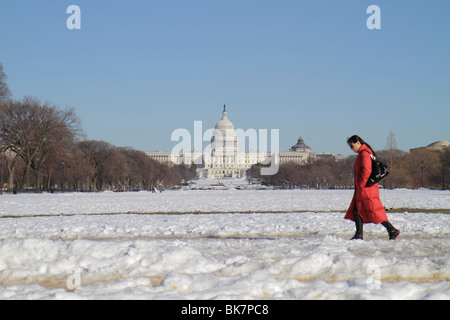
[[345, 135, 401, 240]]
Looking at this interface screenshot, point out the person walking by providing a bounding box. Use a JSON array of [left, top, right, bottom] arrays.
[[345, 135, 401, 240]]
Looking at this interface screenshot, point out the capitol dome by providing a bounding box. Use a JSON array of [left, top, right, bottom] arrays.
[[211, 105, 239, 155], [215, 105, 236, 132]]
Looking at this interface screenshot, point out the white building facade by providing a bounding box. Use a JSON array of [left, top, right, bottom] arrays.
[[147, 105, 341, 179]]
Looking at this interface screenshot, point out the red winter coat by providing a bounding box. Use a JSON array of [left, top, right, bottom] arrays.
[[345, 144, 388, 224]]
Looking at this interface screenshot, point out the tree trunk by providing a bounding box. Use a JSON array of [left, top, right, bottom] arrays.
[[5, 155, 19, 193], [19, 158, 31, 191]]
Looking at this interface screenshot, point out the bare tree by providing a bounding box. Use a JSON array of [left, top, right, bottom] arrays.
[[0, 63, 11, 103], [384, 131, 398, 189], [77, 140, 114, 192], [0, 98, 81, 191], [385, 131, 397, 151], [25, 98, 81, 191], [0, 99, 35, 191]]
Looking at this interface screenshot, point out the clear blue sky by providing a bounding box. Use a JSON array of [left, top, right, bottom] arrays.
[[1, 0, 449, 155]]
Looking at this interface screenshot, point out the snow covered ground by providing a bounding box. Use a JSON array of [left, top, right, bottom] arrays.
[[0, 188, 448, 299], [1, 188, 449, 216]]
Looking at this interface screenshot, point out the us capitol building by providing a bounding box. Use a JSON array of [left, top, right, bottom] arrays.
[[147, 105, 343, 179]]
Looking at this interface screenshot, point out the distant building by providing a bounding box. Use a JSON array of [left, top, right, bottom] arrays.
[[410, 141, 450, 152], [146, 106, 344, 178], [290, 137, 311, 153], [279, 136, 344, 165]]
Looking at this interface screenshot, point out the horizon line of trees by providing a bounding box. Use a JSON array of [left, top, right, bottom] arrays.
[[0, 63, 193, 193], [248, 134, 450, 190], [0, 96, 194, 193]]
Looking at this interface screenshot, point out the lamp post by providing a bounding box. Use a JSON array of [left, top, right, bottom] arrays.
[[443, 160, 446, 190], [76, 161, 79, 192], [35, 156, 40, 192], [61, 160, 65, 193], [420, 160, 424, 188], [0, 150, 3, 195]]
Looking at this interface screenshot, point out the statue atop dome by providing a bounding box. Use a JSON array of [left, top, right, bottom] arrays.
[[215, 104, 235, 131], [222, 104, 228, 120]]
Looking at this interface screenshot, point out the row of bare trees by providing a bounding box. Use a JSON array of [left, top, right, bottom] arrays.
[[0, 97, 187, 193], [248, 157, 355, 189], [380, 147, 450, 190], [249, 146, 450, 190], [52, 140, 183, 192], [0, 64, 188, 192]]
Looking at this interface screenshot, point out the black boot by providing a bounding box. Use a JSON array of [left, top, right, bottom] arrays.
[[381, 221, 401, 240], [350, 209, 364, 240], [388, 229, 401, 240], [350, 233, 363, 240]]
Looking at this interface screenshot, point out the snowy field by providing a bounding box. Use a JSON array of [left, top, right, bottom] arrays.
[[0, 188, 448, 300], [1, 188, 449, 216]]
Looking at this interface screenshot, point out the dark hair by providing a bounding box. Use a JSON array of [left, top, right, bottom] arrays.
[[347, 135, 377, 158]]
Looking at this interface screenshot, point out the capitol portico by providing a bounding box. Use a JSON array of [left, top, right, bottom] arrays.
[[146, 105, 342, 179]]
